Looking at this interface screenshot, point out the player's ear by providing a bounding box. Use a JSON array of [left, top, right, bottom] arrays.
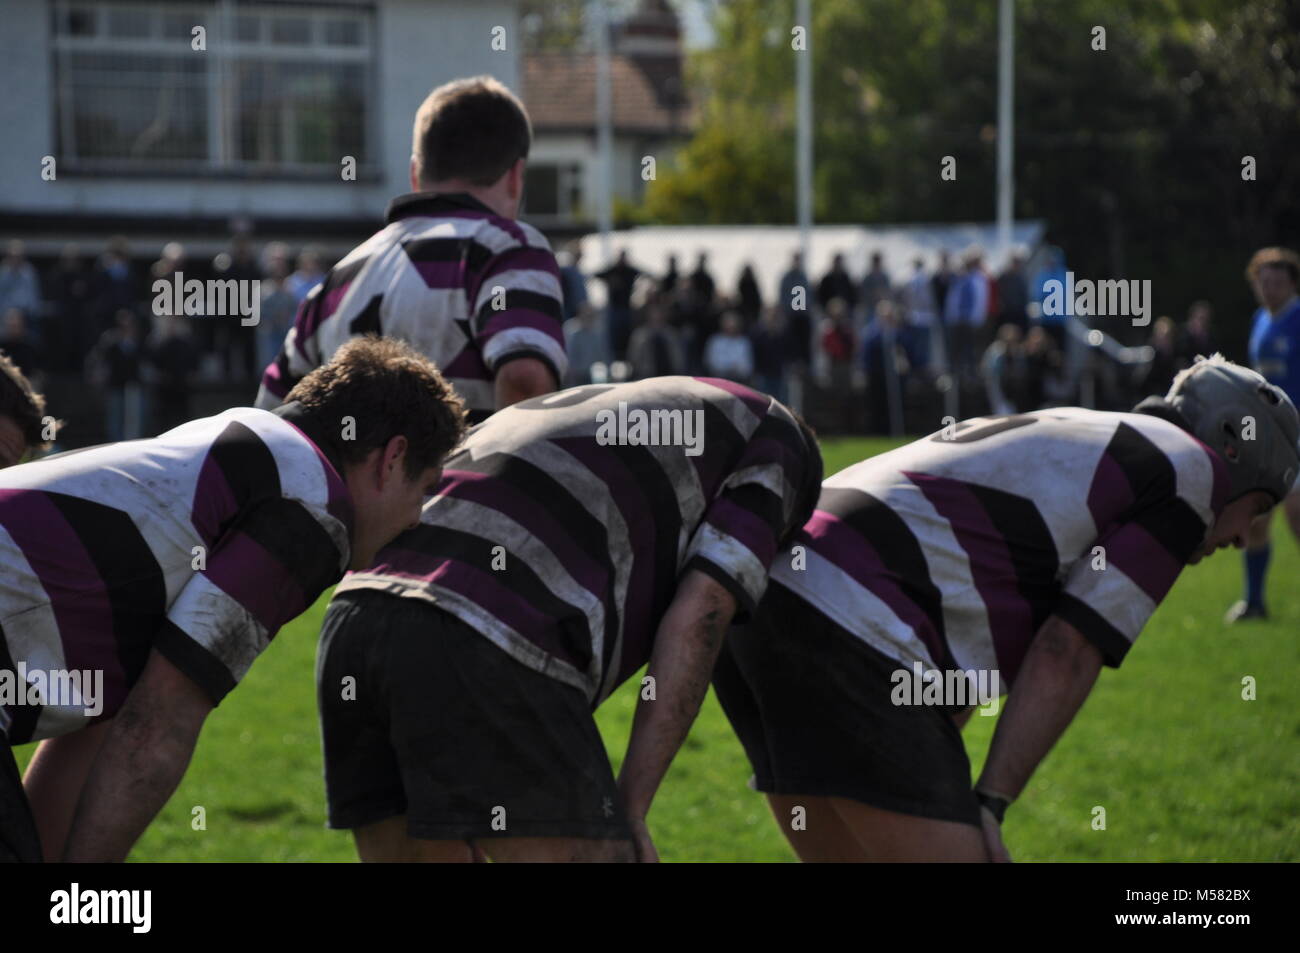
[[409, 156, 421, 192], [381, 435, 409, 487], [508, 158, 525, 199]]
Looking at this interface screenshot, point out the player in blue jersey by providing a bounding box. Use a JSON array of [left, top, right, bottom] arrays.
[[1226, 247, 1300, 622]]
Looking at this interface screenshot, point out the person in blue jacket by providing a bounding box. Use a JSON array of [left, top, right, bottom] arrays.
[[1227, 247, 1300, 622]]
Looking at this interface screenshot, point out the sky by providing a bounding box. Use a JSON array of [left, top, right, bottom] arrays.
[[677, 0, 716, 50]]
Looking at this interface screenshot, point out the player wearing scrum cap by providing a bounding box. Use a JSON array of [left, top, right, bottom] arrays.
[[713, 354, 1298, 861]]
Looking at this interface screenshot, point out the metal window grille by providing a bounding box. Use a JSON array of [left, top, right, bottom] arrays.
[[51, 0, 375, 174]]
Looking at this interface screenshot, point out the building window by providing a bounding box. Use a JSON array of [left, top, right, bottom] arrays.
[[523, 162, 583, 218], [51, 1, 375, 175]]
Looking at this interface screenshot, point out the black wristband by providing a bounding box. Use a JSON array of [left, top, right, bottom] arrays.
[[976, 790, 1010, 823]]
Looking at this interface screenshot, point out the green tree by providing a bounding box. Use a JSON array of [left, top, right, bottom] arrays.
[[644, 0, 1300, 351]]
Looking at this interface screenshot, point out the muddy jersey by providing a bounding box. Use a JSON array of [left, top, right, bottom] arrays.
[[0, 404, 351, 742], [338, 377, 820, 704], [770, 408, 1229, 689]]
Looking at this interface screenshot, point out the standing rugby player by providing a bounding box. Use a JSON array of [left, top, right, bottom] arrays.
[[1, 338, 465, 862], [256, 75, 565, 422], [318, 377, 823, 862], [1226, 247, 1300, 621], [713, 356, 1297, 861]]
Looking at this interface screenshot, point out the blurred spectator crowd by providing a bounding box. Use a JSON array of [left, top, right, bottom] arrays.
[[0, 236, 325, 445], [0, 232, 1222, 446], [562, 242, 1220, 434]]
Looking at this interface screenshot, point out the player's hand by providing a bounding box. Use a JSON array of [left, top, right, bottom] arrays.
[[980, 806, 1013, 863], [628, 816, 659, 863]]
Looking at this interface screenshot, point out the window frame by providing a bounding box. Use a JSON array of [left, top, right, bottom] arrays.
[[49, 0, 381, 180], [523, 160, 586, 220]]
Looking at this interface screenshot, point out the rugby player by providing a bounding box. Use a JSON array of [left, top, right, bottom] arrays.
[[317, 377, 823, 862], [1, 338, 466, 862], [256, 75, 565, 423], [1226, 247, 1300, 622], [712, 355, 1298, 861], [0, 350, 51, 468]]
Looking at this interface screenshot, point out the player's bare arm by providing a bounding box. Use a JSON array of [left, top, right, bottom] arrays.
[[62, 650, 214, 862], [494, 356, 558, 409], [975, 615, 1104, 861], [617, 570, 738, 862]]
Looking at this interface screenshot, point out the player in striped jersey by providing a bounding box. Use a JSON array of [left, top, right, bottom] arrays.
[[713, 355, 1299, 861], [1, 338, 466, 863], [318, 376, 823, 862], [256, 75, 566, 424]]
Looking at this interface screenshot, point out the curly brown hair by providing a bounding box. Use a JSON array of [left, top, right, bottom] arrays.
[[0, 349, 52, 452], [285, 336, 467, 479]]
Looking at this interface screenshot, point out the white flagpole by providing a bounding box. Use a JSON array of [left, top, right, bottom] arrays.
[[595, 1, 614, 268], [996, 0, 1015, 260], [796, 0, 812, 269]]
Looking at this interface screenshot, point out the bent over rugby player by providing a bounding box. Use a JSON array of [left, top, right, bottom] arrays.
[[1, 338, 465, 862], [713, 355, 1298, 861], [318, 376, 823, 862]]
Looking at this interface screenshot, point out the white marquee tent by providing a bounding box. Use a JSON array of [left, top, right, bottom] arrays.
[[575, 220, 1048, 307]]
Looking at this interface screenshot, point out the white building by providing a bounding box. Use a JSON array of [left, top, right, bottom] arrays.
[[0, 0, 522, 258], [519, 0, 692, 233]]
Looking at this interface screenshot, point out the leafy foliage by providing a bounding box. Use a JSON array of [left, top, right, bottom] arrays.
[[644, 0, 1300, 348]]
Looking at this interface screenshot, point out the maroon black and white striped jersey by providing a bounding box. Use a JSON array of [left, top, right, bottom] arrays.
[[0, 404, 352, 743], [255, 192, 568, 423], [337, 377, 821, 705], [770, 407, 1230, 690]]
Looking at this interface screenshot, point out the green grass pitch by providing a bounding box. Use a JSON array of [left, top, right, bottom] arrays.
[[15, 436, 1299, 860]]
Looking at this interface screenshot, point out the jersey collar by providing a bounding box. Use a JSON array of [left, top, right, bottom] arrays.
[[1130, 396, 1194, 435], [1271, 295, 1300, 319], [385, 191, 495, 223], [272, 401, 355, 533], [272, 401, 347, 480]]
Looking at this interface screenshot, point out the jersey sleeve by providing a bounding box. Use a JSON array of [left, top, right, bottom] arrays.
[[683, 408, 818, 619], [471, 243, 568, 384], [254, 287, 325, 409], [1055, 490, 1209, 668], [154, 496, 347, 704], [1247, 308, 1268, 370]]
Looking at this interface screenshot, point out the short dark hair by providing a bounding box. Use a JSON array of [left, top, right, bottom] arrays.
[[0, 350, 51, 451], [412, 75, 531, 188], [285, 337, 467, 480]]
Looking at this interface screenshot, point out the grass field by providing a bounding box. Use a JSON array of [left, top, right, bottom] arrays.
[[15, 436, 1300, 861]]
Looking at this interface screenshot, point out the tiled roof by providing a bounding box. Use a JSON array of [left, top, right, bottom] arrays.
[[522, 52, 692, 136]]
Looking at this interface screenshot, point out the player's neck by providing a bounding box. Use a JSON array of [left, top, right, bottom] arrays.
[[1270, 294, 1299, 317], [420, 179, 516, 220]]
